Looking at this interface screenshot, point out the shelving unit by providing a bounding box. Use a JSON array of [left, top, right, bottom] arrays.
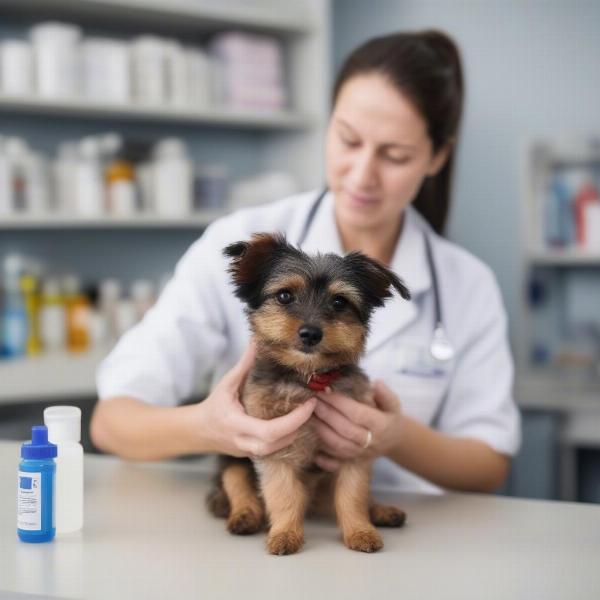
[[529, 250, 600, 267], [0, 347, 108, 404], [0, 0, 314, 36], [0, 210, 226, 229], [517, 135, 600, 370], [0, 0, 331, 404], [0, 94, 312, 130]]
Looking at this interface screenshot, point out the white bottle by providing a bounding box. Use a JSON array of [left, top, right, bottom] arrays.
[[43, 406, 83, 534], [131, 35, 166, 105], [0, 40, 34, 96], [75, 137, 104, 217], [39, 278, 66, 352], [0, 136, 12, 216], [130, 279, 156, 320], [152, 138, 192, 217], [30, 22, 81, 99], [98, 278, 122, 342], [52, 142, 78, 214]]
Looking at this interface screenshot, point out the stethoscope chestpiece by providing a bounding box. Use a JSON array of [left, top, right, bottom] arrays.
[[430, 323, 455, 362]]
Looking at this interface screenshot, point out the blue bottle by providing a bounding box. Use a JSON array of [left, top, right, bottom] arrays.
[[17, 426, 57, 543]]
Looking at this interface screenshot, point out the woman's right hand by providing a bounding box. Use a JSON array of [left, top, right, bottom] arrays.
[[197, 340, 317, 458]]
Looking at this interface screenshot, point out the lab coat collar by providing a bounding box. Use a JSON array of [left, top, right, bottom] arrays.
[[298, 191, 433, 354]]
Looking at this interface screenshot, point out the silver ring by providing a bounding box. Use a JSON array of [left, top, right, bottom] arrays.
[[363, 430, 373, 449]]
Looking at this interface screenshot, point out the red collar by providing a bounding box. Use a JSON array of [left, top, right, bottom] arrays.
[[306, 369, 342, 391]]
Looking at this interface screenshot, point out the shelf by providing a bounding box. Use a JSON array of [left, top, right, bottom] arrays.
[[529, 250, 600, 267], [515, 369, 600, 411], [0, 345, 211, 404], [0, 346, 109, 404], [0, 210, 227, 229], [0, 0, 313, 36], [0, 94, 312, 130]]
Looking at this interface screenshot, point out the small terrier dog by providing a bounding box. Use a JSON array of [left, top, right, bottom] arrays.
[[207, 233, 411, 554]]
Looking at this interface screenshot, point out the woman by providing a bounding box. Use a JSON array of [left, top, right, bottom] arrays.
[[91, 30, 520, 494]]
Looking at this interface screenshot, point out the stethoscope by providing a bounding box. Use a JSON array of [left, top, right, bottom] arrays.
[[297, 188, 455, 362]]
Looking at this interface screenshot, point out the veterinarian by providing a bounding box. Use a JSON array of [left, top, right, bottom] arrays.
[[92, 30, 521, 494]]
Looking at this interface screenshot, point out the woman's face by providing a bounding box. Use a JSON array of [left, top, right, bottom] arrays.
[[326, 73, 449, 231]]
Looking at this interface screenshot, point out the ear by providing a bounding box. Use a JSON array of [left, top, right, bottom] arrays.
[[223, 233, 290, 308], [426, 140, 453, 177], [345, 252, 411, 309]]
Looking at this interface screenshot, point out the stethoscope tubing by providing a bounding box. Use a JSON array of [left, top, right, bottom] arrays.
[[297, 188, 454, 362]]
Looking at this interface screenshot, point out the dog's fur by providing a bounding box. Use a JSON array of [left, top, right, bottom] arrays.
[[206, 233, 411, 554]]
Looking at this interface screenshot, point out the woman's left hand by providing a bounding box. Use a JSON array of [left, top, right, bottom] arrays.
[[313, 380, 403, 472]]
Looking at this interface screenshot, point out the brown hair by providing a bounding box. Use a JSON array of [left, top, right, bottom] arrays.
[[332, 30, 464, 235]]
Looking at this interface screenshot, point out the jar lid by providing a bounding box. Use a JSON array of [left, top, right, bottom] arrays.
[[44, 406, 81, 443]]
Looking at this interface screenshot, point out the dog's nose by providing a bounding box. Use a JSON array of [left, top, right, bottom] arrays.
[[298, 325, 323, 346]]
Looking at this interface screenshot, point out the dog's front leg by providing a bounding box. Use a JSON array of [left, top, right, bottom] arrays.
[[258, 459, 307, 555], [334, 460, 383, 552]]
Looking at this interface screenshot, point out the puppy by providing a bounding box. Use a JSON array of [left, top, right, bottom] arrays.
[[207, 233, 410, 554]]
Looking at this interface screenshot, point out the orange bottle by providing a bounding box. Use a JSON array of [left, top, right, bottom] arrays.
[[63, 275, 90, 353]]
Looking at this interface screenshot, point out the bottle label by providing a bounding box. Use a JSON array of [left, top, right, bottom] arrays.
[[17, 471, 41, 530]]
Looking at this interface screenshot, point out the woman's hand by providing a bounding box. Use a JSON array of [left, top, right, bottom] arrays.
[[313, 380, 403, 472], [198, 340, 317, 458]]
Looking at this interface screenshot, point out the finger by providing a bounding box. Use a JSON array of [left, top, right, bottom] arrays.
[[318, 390, 378, 430], [314, 399, 369, 447], [313, 417, 362, 459], [221, 339, 257, 389], [372, 380, 401, 412], [239, 429, 297, 458], [237, 397, 317, 442], [314, 453, 341, 472]]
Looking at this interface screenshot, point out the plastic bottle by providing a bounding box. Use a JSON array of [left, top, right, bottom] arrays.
[[75, 137, 104, 217], [39, 278, 66, 352], [30, 22, 81, 99], [20, 273, 42, 356], [106, 157, 136, 216], [131, 35, 166, 105], [130, 279, 156, 320], [52, 142, 78, 214], [152, 138, 192, 217], [5, 137, 29, 213], [24, 152, 50, 215], [43, 406, 83, 534], [0, 136, 12, 216], [1, 255, 28, 358], [17, 425, 57, 543], [0, 40, 34, 96], [98, 279, 121, 342], [63, 275, 90, 353]]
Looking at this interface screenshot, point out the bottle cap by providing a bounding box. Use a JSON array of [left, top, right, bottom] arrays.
[[43, 406, 81, 443], [21, 426, 57, 459]]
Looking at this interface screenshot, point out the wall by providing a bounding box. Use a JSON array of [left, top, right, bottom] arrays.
[[332, 0, 600, 354]]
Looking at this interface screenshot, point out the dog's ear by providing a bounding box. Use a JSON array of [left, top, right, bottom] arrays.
[[223, 233, 290, 308], [344, 252, 411, 310]]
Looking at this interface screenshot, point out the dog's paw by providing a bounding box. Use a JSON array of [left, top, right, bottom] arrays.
[[206, 488, 230, 519], [369, 504, 407, 528], [345, 529, 383, 553], [266, 530, 304, 555], [227, 508, 264, 535]]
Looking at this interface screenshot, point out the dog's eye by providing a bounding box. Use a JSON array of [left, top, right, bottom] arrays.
[[332, 295, 347, 311], [276, 290, 294, 305]]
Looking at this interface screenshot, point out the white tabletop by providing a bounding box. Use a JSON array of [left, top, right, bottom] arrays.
[[1, 441, 599, 600]]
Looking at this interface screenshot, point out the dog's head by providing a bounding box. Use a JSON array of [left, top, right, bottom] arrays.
[[224, 233, 410, 372]]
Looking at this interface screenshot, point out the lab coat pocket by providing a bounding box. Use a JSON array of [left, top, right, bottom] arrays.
[[389, 374, 449, 425]]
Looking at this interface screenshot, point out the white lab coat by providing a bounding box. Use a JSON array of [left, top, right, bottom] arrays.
[[97, 190, 521, 494]]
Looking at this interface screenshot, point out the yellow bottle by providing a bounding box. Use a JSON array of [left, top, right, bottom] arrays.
[[20, 274, 42, 356]]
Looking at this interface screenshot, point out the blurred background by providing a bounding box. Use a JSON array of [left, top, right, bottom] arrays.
[[1, 0, 599, 503]]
